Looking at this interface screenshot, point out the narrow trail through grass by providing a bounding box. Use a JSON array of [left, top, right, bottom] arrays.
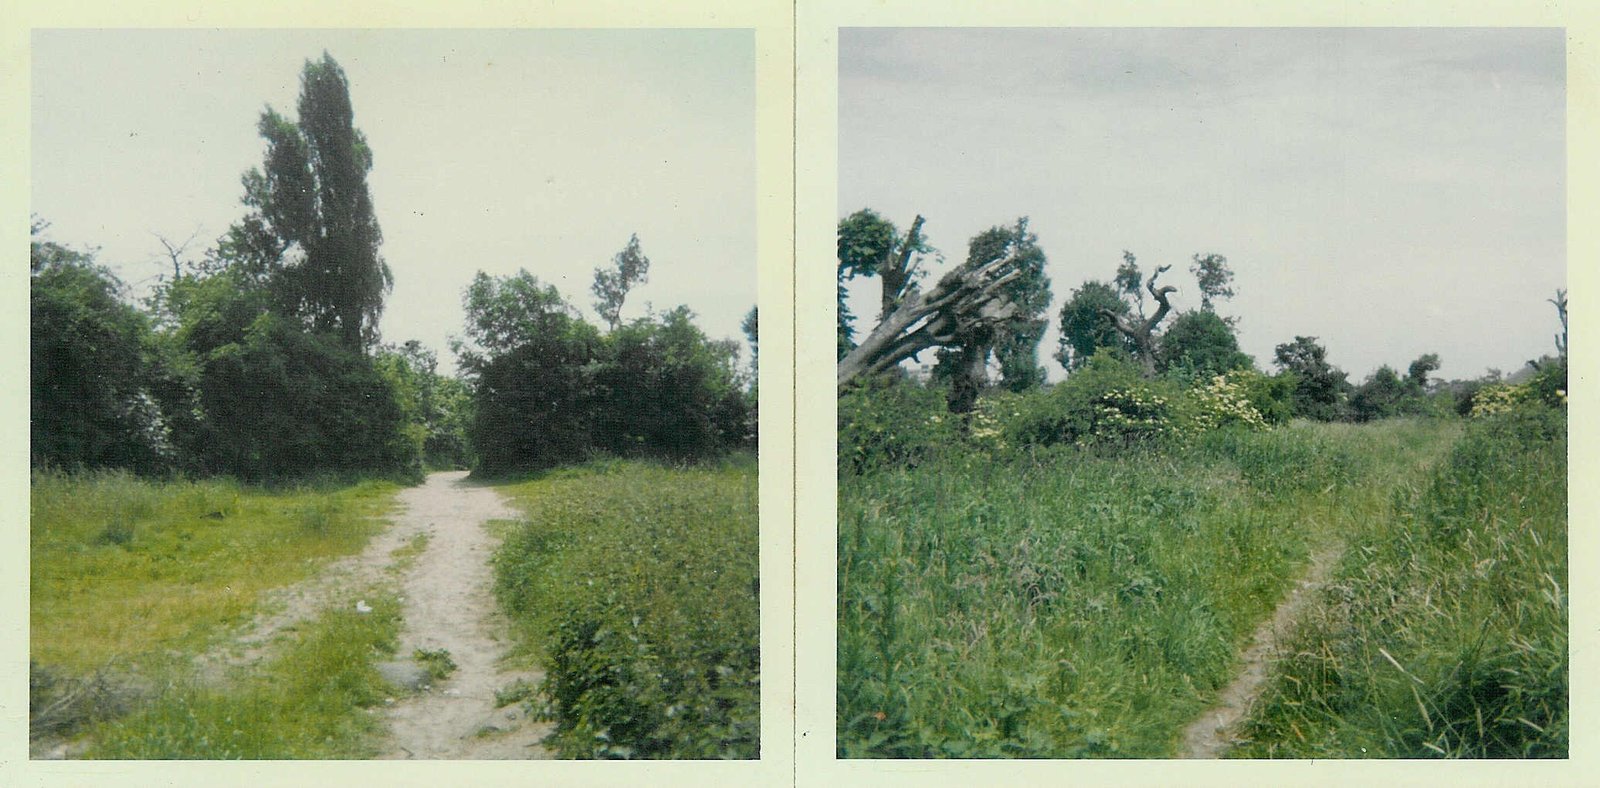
[[1180, 541, 1344, 757]]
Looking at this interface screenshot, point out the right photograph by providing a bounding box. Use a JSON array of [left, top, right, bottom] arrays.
[[835, 27, 1567, 760]]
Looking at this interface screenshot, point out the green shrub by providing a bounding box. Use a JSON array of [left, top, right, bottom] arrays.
[[1004, 349, 1185, 449], [1225, 368, 1296, 426], [838, 375, 959, 475], [1185, 373, 1269, 432], [493, 461, 758, 759]]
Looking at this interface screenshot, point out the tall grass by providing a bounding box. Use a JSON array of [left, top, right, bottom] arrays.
[[491, 455, 759, 759], [1233, 407, 1567, 758], [837, 420, 1456, 757]]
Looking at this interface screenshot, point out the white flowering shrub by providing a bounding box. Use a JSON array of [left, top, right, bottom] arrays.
[[1469, 383, 1531, 418], [1188, 374, 1268, 432]]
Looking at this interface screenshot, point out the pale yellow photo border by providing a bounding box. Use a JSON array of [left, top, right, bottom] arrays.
[[797, 1, 1596, 785], [0, 2, 795, 786]]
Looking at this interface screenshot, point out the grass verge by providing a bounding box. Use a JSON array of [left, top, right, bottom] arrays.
[[87, 592, 403, 759], [490, 455, 759, 759], [29, 468, 399, 745]]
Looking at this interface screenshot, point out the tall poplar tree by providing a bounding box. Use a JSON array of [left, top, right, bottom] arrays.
[[235, 52, 391, 352]]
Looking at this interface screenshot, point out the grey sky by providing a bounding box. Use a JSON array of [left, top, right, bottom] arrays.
[[32, 29, 755, 374], [840, 27, 1565, 383]]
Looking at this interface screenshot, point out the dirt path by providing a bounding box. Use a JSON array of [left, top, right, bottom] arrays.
[[1179, 541, 1345, 758], [377, 471, 552, 759]]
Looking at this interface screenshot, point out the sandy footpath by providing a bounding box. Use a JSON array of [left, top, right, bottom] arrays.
[[377, 470, 552, 759]]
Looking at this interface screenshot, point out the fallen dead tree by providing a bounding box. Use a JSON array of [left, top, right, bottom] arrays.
[[837, 246, 1029, 389]]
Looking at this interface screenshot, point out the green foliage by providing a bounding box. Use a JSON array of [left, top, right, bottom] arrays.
[[459, 271, 603, 475], [492, 460, 758, 759], [1348, 365, 1410, 422], [1155, 310, 1253, 378], [1186, 374, 1270, 433], [837, 209, 900, 354], [235, 53, 391, 352], [1188, 253, 1235, 312], [838, 375, 960, 476], [1004, 349, 1185, 450], [1523, 357, 1568, 410], [593, 307, 752, 459], [591, 234, 651, 332], [459, 271, 751, 475], [1055, 280, 1132, 372], [374, 341, 472, 470], [838, 420, 1446, 758], [1220, 368, 1296, 426], [195, 312, 418, 481], [30, 227, 203, 475], [1236, 411, 1566, 758], [930, 219, 1052, 394], [954, 218, 1052, 392], [1407, 352, 1441, 389], [1273, 336, 1350, 421]]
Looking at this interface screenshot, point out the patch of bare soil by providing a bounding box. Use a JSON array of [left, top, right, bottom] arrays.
[[1179, 541, 1345, 759], [376, 471, 552, 759]]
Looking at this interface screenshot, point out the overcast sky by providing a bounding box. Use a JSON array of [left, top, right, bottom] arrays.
[[840, 27, 1565, 383], [32, 29, 755, 374]]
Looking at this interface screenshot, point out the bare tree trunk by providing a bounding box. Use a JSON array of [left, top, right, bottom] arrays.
[[879, 215, 926, 321], [837, 250, 1024, 389], [1550, 288, 1568, 361], [1101, 264, 1177, 376]]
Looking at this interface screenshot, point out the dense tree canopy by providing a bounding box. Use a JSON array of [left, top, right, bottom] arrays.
[[1156, 310, 1253, 378], [1273, 336, 1350, 421], [1055, 280, 1133, 372], [459, 270, 752, 475], [31, 232, 175, 473]]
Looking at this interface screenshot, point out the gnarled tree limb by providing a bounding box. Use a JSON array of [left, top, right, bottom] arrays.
[[1100, 263, 1176, 376], [838, 250, 1024, 388]]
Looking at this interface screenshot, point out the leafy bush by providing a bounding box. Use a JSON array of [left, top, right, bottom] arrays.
[[1004, 349, 1185, 449], [1155, 310, 1253, 378], [493, 461, 758, 759], [460, 271, 752, 475], [1186, 374, 1269, 432], [31, 236, 179, 474], [838, 375, 960, 475], [1224, 368, 1296, 426], [592, 307, 752, 459], [197, 312, 419, 481], [1468, 382, 1532, 418]]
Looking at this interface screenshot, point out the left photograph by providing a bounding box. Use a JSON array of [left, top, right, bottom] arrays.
[[30, 29, 758, 760]]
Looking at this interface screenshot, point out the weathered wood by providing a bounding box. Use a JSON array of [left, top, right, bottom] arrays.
[[1100, 263, 1177, 376], [838, 247, 1024, 388]]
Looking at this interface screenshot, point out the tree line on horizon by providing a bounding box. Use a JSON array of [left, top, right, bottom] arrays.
[[31, 53, 755, 483], [836, 207, 1568, 424]]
